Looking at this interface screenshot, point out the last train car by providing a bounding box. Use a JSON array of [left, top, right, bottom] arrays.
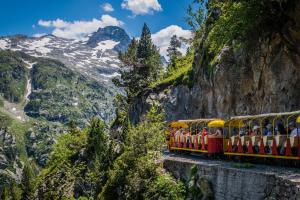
[[167, 110, 300, 160]]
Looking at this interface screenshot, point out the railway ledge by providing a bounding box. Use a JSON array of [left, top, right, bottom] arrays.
[[162, 153, 300, 200]]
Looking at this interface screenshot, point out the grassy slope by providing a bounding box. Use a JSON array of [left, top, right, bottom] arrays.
[[150, 52, 194, 91]]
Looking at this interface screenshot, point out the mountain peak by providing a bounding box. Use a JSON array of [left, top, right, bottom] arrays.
[[87, 26, 131, 52]]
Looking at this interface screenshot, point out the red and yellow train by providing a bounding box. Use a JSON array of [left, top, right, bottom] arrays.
[[167, 111, 300, 160]]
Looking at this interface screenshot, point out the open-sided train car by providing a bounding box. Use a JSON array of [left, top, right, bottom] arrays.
[[167, 111, 300, 160]]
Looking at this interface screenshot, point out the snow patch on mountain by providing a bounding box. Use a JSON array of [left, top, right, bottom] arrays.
[[100, 72, 120, 78], [0, 39, 9, 50], [25, 37, 51, 53], [2, 35, 122, 82], [94, 40, 120, 51]]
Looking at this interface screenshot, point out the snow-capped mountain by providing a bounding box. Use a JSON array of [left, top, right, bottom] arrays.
[[0, 26, 130, 82]]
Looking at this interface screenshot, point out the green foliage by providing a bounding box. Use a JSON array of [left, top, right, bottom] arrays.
[[0, 51, 28, 103], [151, 50, 194, 89], [144, 173, 186, 200], [21, 164, 34, 200], [232, 162, 255, 169], [100, 107, 186, 200], [47, 129, 87, 167], [206, 1, 261, 56], [35, 118, 113, 199], [201, 0, 293, 70], [0, 97, 4, 107], [86, 118, 110, 169], [0, 179, 22, 200], [125, 106, 166, 155]]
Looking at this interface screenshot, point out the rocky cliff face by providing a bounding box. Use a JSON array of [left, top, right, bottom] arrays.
[[130, 1, 300, 122]]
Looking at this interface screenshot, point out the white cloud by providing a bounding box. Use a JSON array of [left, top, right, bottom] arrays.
[[121, 0, 162, 15], [152, 25, 193, 58], [51, 19, 70, 28], [33, 33, 47, 38], [37, 15, 124, 40], [38, 20, 51, 27], [102, 3, 114, 12]]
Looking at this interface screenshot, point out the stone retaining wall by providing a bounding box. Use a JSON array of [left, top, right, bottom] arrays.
[[163, 155, 300, 200]]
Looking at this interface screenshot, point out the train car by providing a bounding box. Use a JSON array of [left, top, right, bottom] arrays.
[[168, 110, 300, 161], [224, 110, 300, 160], [168, 118, 224, 154]]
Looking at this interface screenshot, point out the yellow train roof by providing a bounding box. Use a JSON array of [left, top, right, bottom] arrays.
[[230, 110, 300, 120], [170, 118, 219, 128], [170, 121, 189, 128], [208, 120, 225, 127], [178, 118, 218, 123], [224, 119, 246, 128]]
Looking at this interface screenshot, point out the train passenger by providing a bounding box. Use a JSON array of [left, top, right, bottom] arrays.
[[277, 123, 286, 135], [262, 119, 271, 135], [245, 126, 251, 136], [174, 128, 184, 143], [202, 127, 208, 136], [214, 128, 223, 136], [263, 124, 272, 136], [232, 128, 238, 136], [239, 128, 244, 136], [186, 130, 192, 147], [289, 122, 300, 136], [251, 125, 261, 136]]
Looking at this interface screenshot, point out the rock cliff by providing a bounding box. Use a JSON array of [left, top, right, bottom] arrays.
[[129, 1, 300, 122]]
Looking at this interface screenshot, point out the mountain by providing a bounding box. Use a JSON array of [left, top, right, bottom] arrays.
[[87, 26, 131, 52], [0, 26, 133, 122], [0, 26, 130, 83]]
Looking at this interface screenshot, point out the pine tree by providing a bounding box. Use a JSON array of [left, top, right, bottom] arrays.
[[68, 119, 80, 135], [119, 38, 138, 66], [167, 35, 182, 72], [114, 23, 162, 98], [0, 186, 9, 200], [114, 38, 142, 97], [137, 23, 153, 60], [86, 118, 108, 166], [21, 164, 34, 200], [136, 23, 162, 82]]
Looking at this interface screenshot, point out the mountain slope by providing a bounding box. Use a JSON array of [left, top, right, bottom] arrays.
[[0, 50, 116, 124], [0, 26, 130, 83]]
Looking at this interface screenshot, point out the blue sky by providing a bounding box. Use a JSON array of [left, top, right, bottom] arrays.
[[0, 0, 192, 38]]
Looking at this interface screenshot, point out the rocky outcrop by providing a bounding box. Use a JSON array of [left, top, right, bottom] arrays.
[[163, 155, 300, 200], [87, 26, 131, 52], [0, 129, 24, 185]]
